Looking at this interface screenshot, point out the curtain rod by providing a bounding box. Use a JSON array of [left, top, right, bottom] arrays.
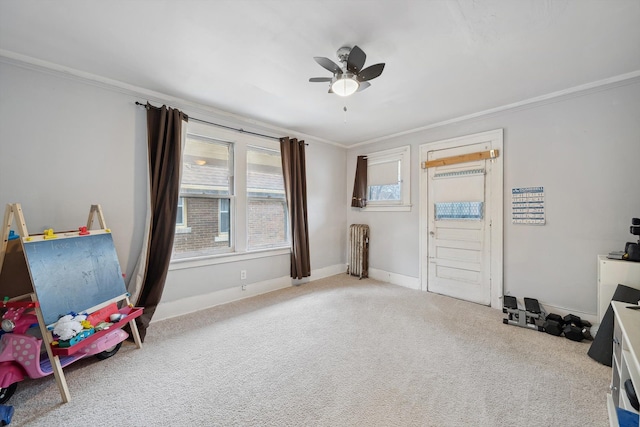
[[135, 101, 283, 141]]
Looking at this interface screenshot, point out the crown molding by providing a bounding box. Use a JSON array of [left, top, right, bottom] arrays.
[[349, 70, 640, 149], [0, 49, 347, 149], [2, 49, 637, 152]]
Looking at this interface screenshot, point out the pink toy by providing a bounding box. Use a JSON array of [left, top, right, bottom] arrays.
[[0, 301, 130, 404]]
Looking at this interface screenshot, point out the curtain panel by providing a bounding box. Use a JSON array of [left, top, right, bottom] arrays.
[[131, 103, 188, 341], [280, 137, 311, 279], [351, 155, 368, 208]]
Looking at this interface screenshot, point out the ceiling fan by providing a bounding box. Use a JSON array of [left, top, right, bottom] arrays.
[[309, 45, 385, 97]]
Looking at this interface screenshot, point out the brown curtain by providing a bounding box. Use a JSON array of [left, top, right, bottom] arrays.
[[134, 103, 188, 341], [351, 155, 368, 208], [280, 137, 311, 279]]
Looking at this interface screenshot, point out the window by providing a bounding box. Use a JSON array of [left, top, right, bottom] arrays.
[[365, 145, 411, 211], [172, 132, 233, 259], [172, 121, 289, 261], [247, 146, 288, 250], [215, 198, 231, 242], [176, 197, 186, 227]]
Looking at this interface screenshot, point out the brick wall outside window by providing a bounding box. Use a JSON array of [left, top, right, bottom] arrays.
[[173, 197, 229, 256], [247, 199, 287, 249]]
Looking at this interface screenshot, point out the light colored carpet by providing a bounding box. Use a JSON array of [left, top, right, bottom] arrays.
[[9, 275, 609, 426]]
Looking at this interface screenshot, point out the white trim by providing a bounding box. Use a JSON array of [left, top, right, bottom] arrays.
[[360, 205, 412, 212], [291, 264, 348, 286], [152, 275, 291, 322], [419, 129, 504, 309], [169, 248, 290, 270], [152, 263, 347, 322], [534, 300, 597, 327], [0, 50, 345, 149], [368, 268, 421, 290], [3, 50, 637, 150], [350, 71, 640, 148]]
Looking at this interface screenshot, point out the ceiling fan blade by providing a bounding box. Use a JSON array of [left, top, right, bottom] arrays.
[[314, 57, 342, 75], [309, 77, 332, 82], [357, 63, 385, 82], [356, 81, 371, 92], [347, 45, 366, 74]]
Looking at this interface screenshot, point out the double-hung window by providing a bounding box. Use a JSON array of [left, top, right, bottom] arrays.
[[172, 120, 289, 261]]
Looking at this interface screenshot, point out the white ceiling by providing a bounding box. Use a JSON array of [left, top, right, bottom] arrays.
[[1, 0, 639, 146]]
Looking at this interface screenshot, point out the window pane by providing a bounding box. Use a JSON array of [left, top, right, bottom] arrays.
[[219, 199, 230, 233], [172, 197, 232, 259], [368, 159, 401, 202], [173, 133, 234, 259], [247, 146, 288, 249], [368, 184, 401, 201], [181, 135, 231, 196], [248, 199, 288, 249], [368, 160, 399, 186], [176, 197, 185, 226]]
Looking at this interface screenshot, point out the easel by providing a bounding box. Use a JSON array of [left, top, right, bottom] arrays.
[[0, 203, 143, 403]]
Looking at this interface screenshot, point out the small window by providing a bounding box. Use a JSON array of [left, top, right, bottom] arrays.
[[365, 145, 411, 211]]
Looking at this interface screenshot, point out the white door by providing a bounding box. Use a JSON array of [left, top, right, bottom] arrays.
[[423, 131, 502, 306]]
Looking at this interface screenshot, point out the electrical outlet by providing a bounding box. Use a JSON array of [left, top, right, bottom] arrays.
[[240, 270, 247, 280], [241, 284, 247, 291]]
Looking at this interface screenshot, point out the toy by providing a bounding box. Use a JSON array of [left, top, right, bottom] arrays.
[[0, 301, 130, 404], [53, 314, 89, 341], [109, 313, 126, 322], [42, 229, 57, 239]]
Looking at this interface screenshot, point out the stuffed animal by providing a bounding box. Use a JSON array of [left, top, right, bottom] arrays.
[[53, 314, 89, 341]]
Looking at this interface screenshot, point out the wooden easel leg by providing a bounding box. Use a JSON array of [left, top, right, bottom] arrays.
[[31, 293, 72, 402], [50, 356, 71, 403], [87, 204, 108, 230], [0, 204, 13, 276], [128, 319, 143, 349], [124, 296, 143, 349], [11, 204, 29, 238]]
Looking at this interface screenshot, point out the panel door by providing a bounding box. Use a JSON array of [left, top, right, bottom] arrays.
[[427, 142, 491, 305]]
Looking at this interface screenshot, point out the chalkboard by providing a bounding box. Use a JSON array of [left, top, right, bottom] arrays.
[[22, 233, 127, 325]]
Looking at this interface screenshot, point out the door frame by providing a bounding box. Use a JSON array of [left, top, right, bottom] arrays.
[[419, 129, 504, 309]]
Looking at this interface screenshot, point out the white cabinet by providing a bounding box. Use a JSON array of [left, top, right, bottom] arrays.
[[598, 256, 640, 322], [608, 302, 640, 426]]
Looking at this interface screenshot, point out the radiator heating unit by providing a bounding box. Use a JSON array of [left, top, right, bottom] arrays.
[[347, 224, 369, 279]]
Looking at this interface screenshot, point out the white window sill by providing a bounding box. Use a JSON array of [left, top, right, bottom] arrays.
[[361, 204, 412, 212], [169, 247, 290, 270], [175, 227, 191, 234]]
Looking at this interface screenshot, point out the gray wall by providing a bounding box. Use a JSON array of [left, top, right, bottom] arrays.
[[0, 59, 347, 305], [3, 55, 639, 318], [347, 79, 640, 315]]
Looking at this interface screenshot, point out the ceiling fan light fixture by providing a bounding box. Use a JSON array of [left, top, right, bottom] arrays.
[[331, 75, 359, 97]]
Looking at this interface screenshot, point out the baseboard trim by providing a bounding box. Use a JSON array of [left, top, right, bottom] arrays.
[[152, 263, 346, 322], [368, 268, 421, 290], [292, 264, 347, 286], [532, 300, 597, 326]]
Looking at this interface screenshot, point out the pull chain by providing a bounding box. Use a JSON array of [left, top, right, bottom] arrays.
[[343, 106, 348, 124]]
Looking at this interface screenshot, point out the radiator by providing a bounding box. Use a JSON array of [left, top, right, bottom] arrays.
[[347, 224, 369, 279]]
